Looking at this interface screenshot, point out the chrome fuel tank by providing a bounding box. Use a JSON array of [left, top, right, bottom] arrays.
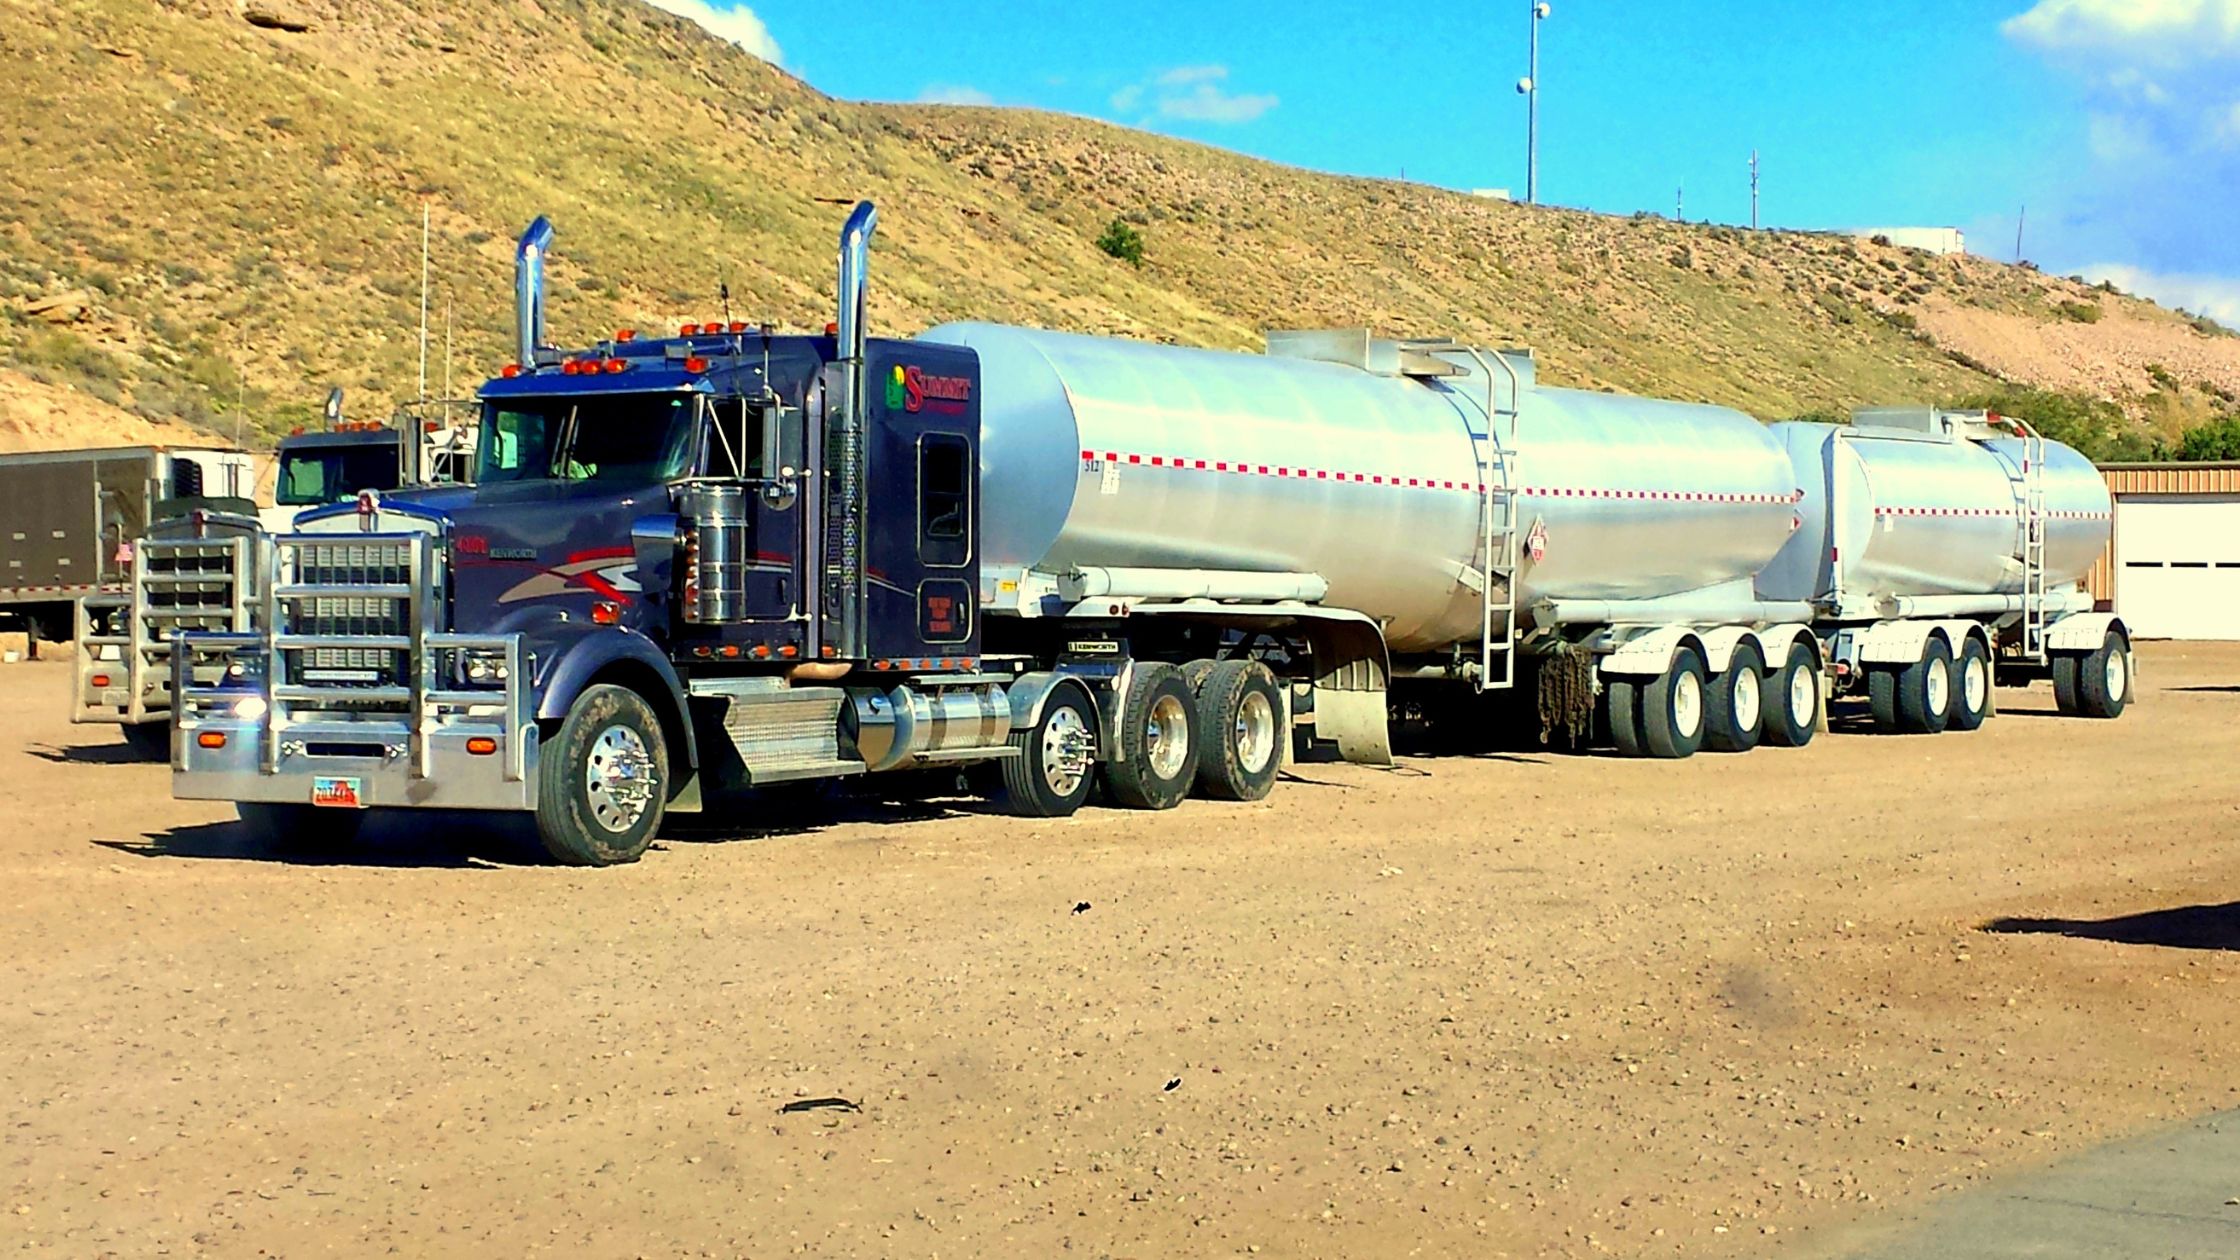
[[1758, 413, 2112, 611], [920, 323, 1799, 652]]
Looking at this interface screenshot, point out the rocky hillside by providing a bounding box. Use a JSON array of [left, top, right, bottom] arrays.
[[3, 0, 2236, 455]]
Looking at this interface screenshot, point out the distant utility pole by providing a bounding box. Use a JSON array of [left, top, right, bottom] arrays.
[[2015, 205, 2027, 264], [1676, 184, 1684, 220], [1517, 1, 1551, 204], [417, 201, 431, 406], [1749, 151, 1760, 230]]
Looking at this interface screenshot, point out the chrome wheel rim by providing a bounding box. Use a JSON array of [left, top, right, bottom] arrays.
[[1146, 693, 1192, 780], [1234, 690, 1276, 775], [1673, 669, 1703, 740], [2105, 649, 2127, 700], [1926, 656, 1950, 716], [585, 724, 655, 833], [1041, 706, 1091, 797], [1965, 654, 1989, 713], [1732, 668, 1762, 733], [1789, 663, 1817, 725]]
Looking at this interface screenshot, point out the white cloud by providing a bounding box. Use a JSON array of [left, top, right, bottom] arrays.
[[643, 0, 781, 63], [2004, 0, 2240, 62], [2082, 263, 2240, 327], [917, 84, 995, 106], [1109, 64, 1278, 126]]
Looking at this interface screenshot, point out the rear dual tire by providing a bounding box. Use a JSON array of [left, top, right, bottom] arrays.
[[1191, 660, 1284, 802], [2053, 630, 2130, 719], [1869, 637, 1953, 735], [1607, 647, 1709, 759], [1103, 665, 1197, 810]]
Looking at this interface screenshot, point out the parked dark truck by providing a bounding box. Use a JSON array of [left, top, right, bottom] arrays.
[[172, 202, 2122, 865]]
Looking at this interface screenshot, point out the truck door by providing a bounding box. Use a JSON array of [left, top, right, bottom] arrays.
[[861, 347, 982, 665], [701, 393, 808, 647]]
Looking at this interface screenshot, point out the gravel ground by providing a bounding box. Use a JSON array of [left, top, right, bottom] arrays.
[[4, 643, 2238, 1259]]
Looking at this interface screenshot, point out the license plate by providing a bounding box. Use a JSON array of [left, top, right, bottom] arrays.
[[310, 776, 364, 809]]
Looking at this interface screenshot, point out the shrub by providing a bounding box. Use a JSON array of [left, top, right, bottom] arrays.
[[2174, 414, 2240, 461], [2054, 300, 2100, 323], [1946, 386, 2153, 462], [1095, 218, 1145, 267]]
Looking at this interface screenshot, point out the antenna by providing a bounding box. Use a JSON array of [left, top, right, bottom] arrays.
[[721, 279, 733, 330], [417, 201, 431, 406], [1749, 151, 1760, 230], [442, 294, 453, 406]]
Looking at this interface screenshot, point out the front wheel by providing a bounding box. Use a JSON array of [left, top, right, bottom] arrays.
[[996, 687, 1097, 817], [535, 684, 669, 866]]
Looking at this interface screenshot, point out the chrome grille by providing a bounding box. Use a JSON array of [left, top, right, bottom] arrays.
[[142, 542, 245, 638], [297, 540, 413, 587], [280, 537, 423, 691]]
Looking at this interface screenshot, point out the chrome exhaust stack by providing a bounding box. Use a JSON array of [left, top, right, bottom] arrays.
[[830, 201, 877, 659], [514, 216, 554, 366]]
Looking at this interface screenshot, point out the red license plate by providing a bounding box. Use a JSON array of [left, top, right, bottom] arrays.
[[310, 776, 364, 809]]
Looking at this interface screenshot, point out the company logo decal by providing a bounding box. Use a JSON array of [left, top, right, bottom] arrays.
[[497, 547, 641, 605], [889, 364, 972, 414]]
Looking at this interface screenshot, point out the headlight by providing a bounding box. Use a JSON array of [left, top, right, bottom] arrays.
[[461, 650, 510, 685], [231, 696, 269, 721]]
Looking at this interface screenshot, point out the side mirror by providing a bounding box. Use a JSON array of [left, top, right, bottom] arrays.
[[323, 387, 345, 428]]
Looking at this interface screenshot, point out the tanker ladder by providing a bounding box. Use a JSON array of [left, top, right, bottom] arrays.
[[2016, 415, 2050, 662], [1415, 340, 1523, 692]]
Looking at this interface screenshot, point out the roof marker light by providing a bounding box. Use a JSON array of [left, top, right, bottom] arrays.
[[616, 329, 637, 342], [681, 323, 701, 336], [603, 358, 628, 374], [728, 321, 749, 333], [683, 356, 709, 374], [501, 363, 522, 378]]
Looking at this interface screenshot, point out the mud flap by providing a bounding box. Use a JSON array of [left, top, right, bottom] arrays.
[[1304, 619, 1392, 767]]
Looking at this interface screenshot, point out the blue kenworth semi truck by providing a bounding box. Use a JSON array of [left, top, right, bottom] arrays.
[[169, 203, 2124, 864]]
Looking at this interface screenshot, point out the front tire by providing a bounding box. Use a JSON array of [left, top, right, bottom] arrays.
[[1704, 644, 1764, 753], [997, 687, 1096, 817], [121, 720, 171, 761], [1192, 660, 1285, 801], [1102, 664, 1196, 810], [535, 684, 668, 866], [1949, 637, 1993, 731]]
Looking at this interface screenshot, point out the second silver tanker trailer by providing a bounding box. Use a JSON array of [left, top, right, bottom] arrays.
[[167, 203, 2128, 864]]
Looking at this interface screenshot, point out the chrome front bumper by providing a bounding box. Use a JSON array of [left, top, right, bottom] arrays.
[[170, 531, 539, 813]]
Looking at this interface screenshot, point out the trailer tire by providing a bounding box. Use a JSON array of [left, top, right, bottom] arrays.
[[1180, 658, 1219, 695], [1102, 664, 1196, 810], [2052, 654, 2080, 715], [1885, 637, 1954, 734], [1949, 637, 1993, 731], [1192, 660, 1284, 802], [121, 721, 171, 761], [534, 684, 668, 866], [237, 802, 361, 851], [2071, 630, 2131, 719], [1639, 648, 1708, 760], [1606, 678, 1644, 757], [1705, 643, 1764, 753], [1761, 643, 1819, 748], [997, 687, 1096, 817]]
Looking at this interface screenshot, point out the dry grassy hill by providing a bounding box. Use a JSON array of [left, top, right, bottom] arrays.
[[3, 0, 2236, 457]]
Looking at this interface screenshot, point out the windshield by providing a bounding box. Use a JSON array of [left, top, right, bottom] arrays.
[[276, 445, 403, 506], [476, 394, 699, 485]]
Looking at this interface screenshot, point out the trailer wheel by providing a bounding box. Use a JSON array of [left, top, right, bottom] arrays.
[[534, 684, 668, 866], [1761, 643, 1819, 748], [1876, 637, 1954, 734], [1606, 678, 1645, 757], [1705, 644, 1764, 753], [121, 721, 171, 761], [1102, 664, 1197, 810], [1180, 657, 1219, 695], [997, 687, 1097, 817], [1192, 660, 1285, 801], [1949, 637, 1993, 731], [237, 802, 363, 851], [1639, 648, 1708, 759], [2068, 630, 2131, 719]]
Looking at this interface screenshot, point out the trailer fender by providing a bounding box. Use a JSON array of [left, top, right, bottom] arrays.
[[1692, 625, 1759, 675], [1598, 624, 1708, 677], [2045, 612, 2128, 655], [1752, 623, 1823, 673], [1855, 619, 1963, 666], [533, 625, 699, 773]]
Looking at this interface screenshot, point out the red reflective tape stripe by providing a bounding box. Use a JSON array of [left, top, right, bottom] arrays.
[[1128, 454, 1141, 464], [1080, 449, 1095, 461]]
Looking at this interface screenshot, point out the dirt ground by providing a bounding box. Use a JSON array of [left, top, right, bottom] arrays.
[[3, 644, 2238, 1259]]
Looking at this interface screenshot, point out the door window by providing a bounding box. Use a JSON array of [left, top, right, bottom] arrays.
[[919, 434, 971, 567]]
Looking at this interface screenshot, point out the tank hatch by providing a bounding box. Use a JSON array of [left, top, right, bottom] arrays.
[[1267, 329, 1533, 384], [1852, 406, 2013, 443]]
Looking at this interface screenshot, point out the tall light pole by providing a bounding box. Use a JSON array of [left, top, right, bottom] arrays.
[[1517, 2, 1550, 204]]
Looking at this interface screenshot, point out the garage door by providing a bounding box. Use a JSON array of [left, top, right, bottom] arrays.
[[2114, 495, 2240, 639]]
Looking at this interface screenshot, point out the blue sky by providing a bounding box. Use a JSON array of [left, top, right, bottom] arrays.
[[656, 0, 2240, 323]]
